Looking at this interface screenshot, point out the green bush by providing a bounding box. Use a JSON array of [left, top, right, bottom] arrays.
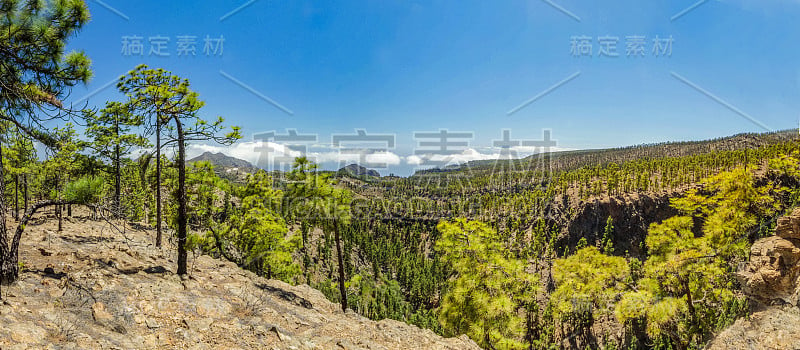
[[63, 175, 105, 204]]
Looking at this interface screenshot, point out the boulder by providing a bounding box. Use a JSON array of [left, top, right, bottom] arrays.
[[738, 208, 800, 306], [776, 208, 800, 240]]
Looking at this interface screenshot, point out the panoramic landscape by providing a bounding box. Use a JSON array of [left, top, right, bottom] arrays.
[[1, 1, 800, 349]]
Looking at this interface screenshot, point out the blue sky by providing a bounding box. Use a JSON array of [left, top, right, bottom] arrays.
[[64, 0, 800, 176]]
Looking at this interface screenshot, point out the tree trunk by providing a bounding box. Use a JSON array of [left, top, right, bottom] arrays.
[[0, 256, 18, 285], [0, 139, 9, 289], [13, 175, 18, 220], [114, 118, 121, 216], [114, 147, 120, 215], [155, 124, 162, 248], [682, 277, 697, 346], [57, 204, 62, 232], [23, 174, 27, 217], [2, 200, 80, 284], [175, 118, 188, 276], [333, 218, 348, 311]]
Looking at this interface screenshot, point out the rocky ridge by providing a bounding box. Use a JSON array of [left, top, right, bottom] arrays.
[[0, 209, 478, 349]]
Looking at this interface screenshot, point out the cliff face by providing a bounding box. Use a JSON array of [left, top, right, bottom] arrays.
[[737, 207, 800, 307], [708, 208, 800, 349], [0, 209, 478, 350], [559, 193, 679, 258]]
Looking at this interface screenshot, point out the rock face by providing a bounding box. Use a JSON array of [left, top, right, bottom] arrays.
[[706, 306, 800, 350], [737, 208, 800, 306], [0, 209, 479, 350], [560, 194, 679, 258]]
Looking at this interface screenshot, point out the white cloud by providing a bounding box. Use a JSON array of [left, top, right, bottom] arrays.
[[406, 155, 424, 165], [366, 151, 402, 165], [306, 150, 402, 166], [184, 140, 403, 169], [406, 146, 575, 166], [186, 141, 302, 166], [179, 139, 575, 171]]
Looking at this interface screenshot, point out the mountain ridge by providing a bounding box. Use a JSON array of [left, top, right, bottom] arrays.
[[188, 151, 256, 170]]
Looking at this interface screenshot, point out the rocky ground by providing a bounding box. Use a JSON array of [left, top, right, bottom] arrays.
[[0, 208, 479, 349], [707, 306, 800, 350]]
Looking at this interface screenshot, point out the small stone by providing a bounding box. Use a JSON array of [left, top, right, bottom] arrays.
[[183, 317, 213, 332], [91, 302, 113, 322], [145, 318, 161, 329]]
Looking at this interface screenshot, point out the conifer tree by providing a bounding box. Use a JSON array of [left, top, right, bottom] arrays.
[[436, 218, 537, 349], [0, 0, 92, 284], [118, 65, 240, 275], [285, 157, 352, 310], [85, 101, 147, 214]]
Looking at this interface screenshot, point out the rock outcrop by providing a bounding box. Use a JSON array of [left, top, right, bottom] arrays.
[[737, 208, 800, 306], [560, 193, 679, 258], [0, 209, 479, 350], [708, 209, 800, 349], [706, 306, 800, 350]]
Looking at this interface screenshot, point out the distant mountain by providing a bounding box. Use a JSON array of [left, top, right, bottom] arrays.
[[188, 151, 258, 174], [338, 163, 380, 177], [413, 129, 799, 177]]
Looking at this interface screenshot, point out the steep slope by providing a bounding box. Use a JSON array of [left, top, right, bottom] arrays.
[[0, 209, 478, 350]]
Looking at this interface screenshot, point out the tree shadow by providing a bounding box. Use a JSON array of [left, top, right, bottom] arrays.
[[28, 267, 67, 280], [59, 235, 115, 245], [256, 283, 313, 309]]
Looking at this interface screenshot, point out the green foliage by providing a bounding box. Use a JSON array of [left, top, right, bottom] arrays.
[[118, 64, 241, 275], [63, 175, 104, 204], [552, 246, 630, 331], [184, 161, 226, 230], [0, 0, 92, 130], [184, 166, 300, 283], [119, 159, 149, 221], [85, 100, 148, 211], [436, 218, 537, 349], [616, 166, 777, 348], [285, 157, 352, 225], [602, 217, 615, 255], [226, 171, 299, 281], [43, 123, 82, 200], [85, 101, 147, 161]]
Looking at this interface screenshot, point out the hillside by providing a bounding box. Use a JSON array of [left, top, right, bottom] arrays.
[[321, 130, 800, 348], [0, 208, 478, 350], [188, 151, 259, 173], [339, 164, 380, 178], [416, 129, 797, 176]]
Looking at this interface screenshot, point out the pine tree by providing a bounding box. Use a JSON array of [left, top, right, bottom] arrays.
[[285, 157, 352, 311], [85, 101, 147, 215], [0, 0, 92, 285], [223, 170, 299, 281], [601, 216, 614, 255], [436, 218, 537, 349], [118, 65, 240, 275], [616, 167, 776, 348], [3, 127, 36, 220], [43, 124, 81, 232]]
